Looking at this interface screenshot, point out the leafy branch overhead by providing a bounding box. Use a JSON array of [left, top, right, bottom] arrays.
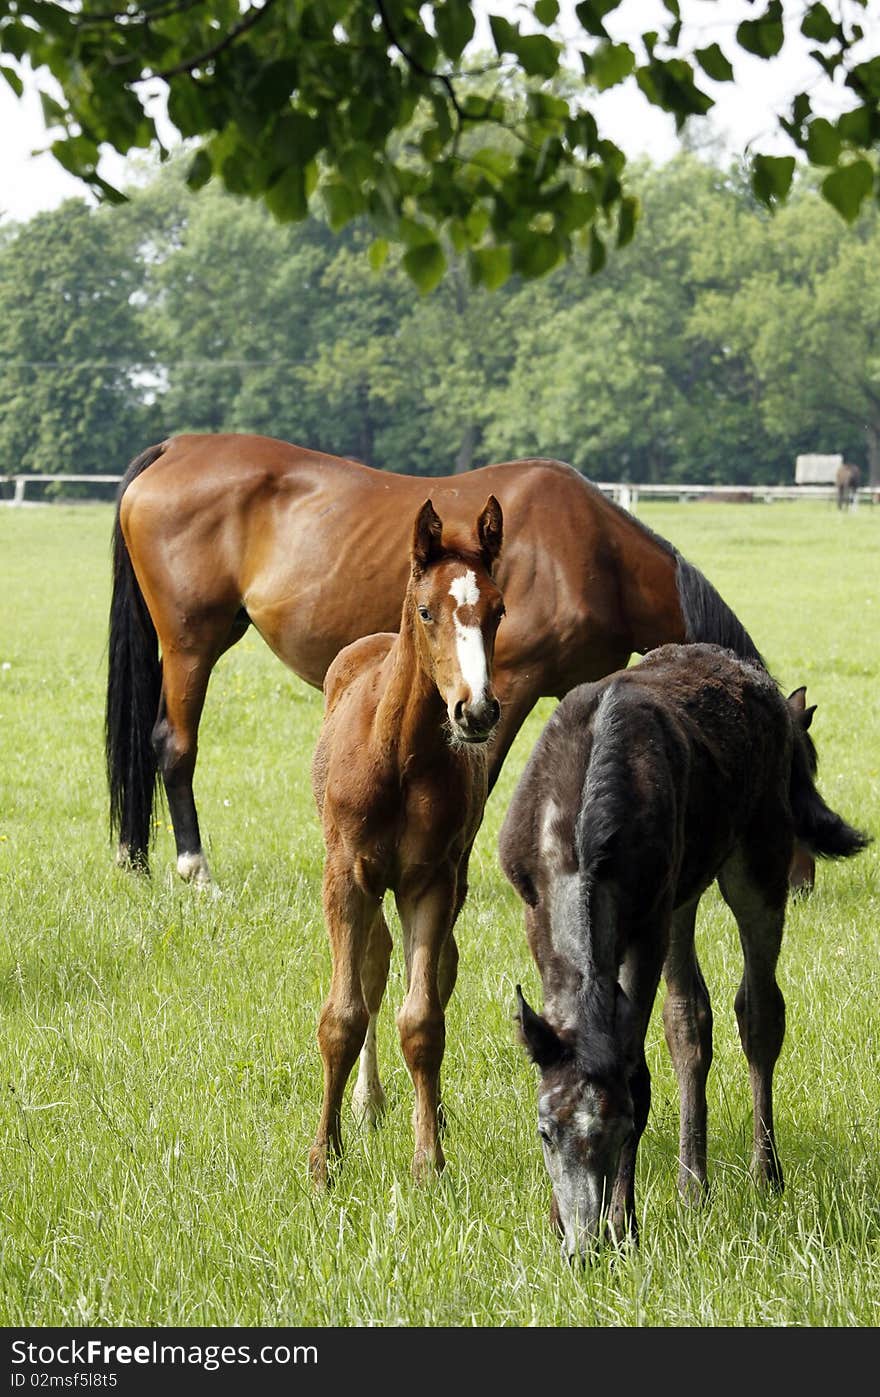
[[1, 1, 879, 290]]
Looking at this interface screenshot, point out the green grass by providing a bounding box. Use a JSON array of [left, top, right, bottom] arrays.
[[0, 499, 878, 1326]]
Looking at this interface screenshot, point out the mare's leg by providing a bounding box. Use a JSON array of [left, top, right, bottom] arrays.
[[718, 848, 787, 1191], [152, 611, 248, 886], [395, 870, 455, 1181], [351, 906, 393, 1126], [310, 849, 378, 1186], [662, 896, 714, 1202], [609, 927, 667, 1245]]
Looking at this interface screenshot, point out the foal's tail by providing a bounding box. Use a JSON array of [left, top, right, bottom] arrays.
[[105, 444, 165, 871], [789, 726, 871, 862]]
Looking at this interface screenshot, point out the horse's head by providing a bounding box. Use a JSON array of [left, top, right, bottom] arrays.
[[516, 984, 635, 1261], [409, 496, 505, 744]]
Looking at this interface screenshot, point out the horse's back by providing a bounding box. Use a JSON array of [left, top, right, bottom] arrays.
[[116, 430, 674, 694]]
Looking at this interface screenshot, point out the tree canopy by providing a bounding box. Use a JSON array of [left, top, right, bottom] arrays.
[[2, 150, 878, 485], [1, 1, 879, 290]]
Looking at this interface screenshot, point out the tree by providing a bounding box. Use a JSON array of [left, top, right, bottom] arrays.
[[1, 2, 878, 292], [0, 199, 153, 474]]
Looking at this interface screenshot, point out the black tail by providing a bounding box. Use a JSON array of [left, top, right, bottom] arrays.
[[105, 444, 165, 870], [789, 726, 871, 861]]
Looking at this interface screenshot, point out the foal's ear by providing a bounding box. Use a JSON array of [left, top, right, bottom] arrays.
[[477, 495, 503, 572], [515, 985, 567, 1069], [412, 499, 444, 572], [787, 686, 817, 730]]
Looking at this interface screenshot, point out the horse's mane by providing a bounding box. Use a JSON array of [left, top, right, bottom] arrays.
[[673, 555, 765, 668], [579, 476, 766, 669]]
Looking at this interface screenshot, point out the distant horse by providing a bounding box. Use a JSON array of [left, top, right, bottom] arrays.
[[499, 644, 870, 1259], [309, 496, 504, 1184], [836, 462, 860, 511], [107, 432, 811, 889]]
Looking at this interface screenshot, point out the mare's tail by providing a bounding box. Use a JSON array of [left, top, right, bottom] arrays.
[[789, 726, 871, 862], [105, 444, 165, 870]]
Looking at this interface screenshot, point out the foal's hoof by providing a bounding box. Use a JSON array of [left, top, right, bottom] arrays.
[[411, 1145, 445, 1184], [308, 1144, 332, 1190]]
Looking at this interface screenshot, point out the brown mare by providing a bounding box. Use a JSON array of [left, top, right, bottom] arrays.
[[499, 645, 870, 1260], [106, 432, 812, 887], [836, 461, 860, 511], [309, 496, 505, 1183]]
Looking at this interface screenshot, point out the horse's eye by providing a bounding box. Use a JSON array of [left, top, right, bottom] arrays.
[[538, 1124, 553, 1146], [418, 606, 433, 623], [497, 605, 506, 623]]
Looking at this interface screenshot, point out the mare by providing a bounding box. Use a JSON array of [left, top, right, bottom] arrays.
[[836, 461, 860, 511], [309, 496, 505, 1183], [106, 432, 812, 889], [498, 643, 870, 1259]]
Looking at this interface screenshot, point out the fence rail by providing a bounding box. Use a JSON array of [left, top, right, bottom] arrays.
[[1, 473, 878, 510]]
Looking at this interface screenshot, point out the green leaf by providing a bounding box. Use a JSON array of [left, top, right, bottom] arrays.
[[805, 117, 842, 166], [837, 105, 875, 146], [588, 227, 606, 274], [695, 43, 734, 83], [434, 0, 476, 61], [617, 193, 639, 247], [588, 42, 635, 91], [322, 180, 360, 231], [368, 238, 390, 272], [469, 245, 511, 290], [167, 79, 210, 139], [574, 1, 622, 40], [534, 0, 560, 23], [50, 135, 99, 176], [513, 233, 562, 279], [515, 33, 561, 78], [751, 153, 796, 206], [39, 90, 66, 126], [801, 4, 838, 43], [821, 159, 874, 223], [264, 164, 308, 222], [185, 150, 213, 191], [403, 239, 446, 294], [1, 65, 23, 99], [737, 2, 784, 59]]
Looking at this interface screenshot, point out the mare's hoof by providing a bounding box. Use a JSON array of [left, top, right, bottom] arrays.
[[177, 850, 213, 888], [411, 1145, 445, 1184]]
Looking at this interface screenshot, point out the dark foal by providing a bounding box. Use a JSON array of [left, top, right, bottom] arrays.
[[499, 644, 870, 1260], [310, 497, 504, 1184]]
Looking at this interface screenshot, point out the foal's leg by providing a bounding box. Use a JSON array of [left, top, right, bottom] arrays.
[[351, 905, 393, 1126], [395, 871, 455, 1181], [609, 930, 667, 1244], [310, 852, 378, 1186], [718, 849, 787, 1191], [662, 896, 714, 1202]]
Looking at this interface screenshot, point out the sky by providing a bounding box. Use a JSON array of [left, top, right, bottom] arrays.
[[0, 0, 870, 223]]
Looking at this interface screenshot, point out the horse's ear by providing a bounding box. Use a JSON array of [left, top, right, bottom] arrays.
[[412, 499, 444, 573], [515, 984, 566, 1069], [787, 686, 817, 730], [477, 495, 503, 572]]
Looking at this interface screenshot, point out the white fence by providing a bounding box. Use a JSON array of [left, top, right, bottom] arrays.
[[1, 473, 877, 510]]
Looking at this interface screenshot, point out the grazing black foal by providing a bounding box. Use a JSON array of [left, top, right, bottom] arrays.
[[499, 643, 870, 1260]]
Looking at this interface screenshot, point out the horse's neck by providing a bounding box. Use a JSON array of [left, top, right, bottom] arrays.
[[375, 605, 445, 758]]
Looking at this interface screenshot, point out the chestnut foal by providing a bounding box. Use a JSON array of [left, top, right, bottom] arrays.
[[309, 496, 505, 1184]]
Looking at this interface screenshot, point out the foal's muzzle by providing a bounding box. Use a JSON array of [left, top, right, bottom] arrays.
[[453, 695, 501, 742]]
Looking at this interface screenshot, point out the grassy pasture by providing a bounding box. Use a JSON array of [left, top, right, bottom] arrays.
[[0, 498, 877, 1327]]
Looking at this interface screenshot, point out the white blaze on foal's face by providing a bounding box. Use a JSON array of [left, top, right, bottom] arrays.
[[449, 568, 489, 705]]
